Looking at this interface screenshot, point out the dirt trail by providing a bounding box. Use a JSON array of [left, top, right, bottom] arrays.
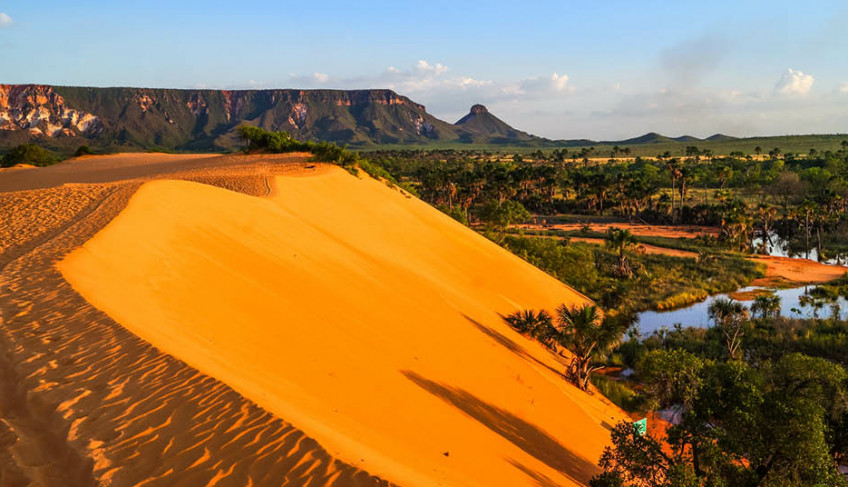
[[520, 222, 719, 239], [565, 237, 699, 259], [0, 154, 388, 486], [522, 224, 846, 286]]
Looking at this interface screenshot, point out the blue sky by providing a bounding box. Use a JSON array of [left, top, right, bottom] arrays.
[[2, 1, 847, 139]]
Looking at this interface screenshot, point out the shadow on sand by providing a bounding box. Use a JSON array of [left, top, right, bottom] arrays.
[[462, 313, 566, 379], [401, 370, 599, 485]]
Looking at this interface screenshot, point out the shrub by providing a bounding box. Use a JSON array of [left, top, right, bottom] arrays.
[[74, 145, 95, 157], [590, 374, 645, 412], [1, 144, 56, 167], [479, 200, 530, 231], [235, 125, 392, 182]]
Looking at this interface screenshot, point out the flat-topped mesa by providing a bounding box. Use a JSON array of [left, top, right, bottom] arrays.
[[0, 86, 542, 150], [0, 85, 455, 148]]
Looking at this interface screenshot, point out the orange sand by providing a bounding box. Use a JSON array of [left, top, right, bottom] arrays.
[[751, 255, 847, 286], [522, 222, 719, 239], [60, 166, 627, 486], [535, 232, 846, 287], [567, 237, 698, 259], [0, 154, 392, 485]]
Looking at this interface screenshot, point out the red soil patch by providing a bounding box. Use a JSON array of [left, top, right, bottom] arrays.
[[521, 222, 719, 239]]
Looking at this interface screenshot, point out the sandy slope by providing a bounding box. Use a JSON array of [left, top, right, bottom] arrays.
[[60, 166, 626, 486], [0, 154, 388, 486]]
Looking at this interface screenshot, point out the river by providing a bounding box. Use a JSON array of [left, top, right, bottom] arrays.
[[637, 234, 848, 335]]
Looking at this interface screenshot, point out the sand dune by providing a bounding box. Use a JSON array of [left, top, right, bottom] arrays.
[[59, 165, 626, 486], [0, 155, 388, 486]]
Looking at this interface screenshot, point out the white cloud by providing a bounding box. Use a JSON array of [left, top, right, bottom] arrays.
[[287, 72, 331, 86], [414, 60, 448, 77], [0, 13, 12, 28], [235, 58, 848, 140], [375, 60, 492, 96], [516, 72, 573, 96], [279, 61, 582, 125], [775, 68, 814, 96], [550, 73, 570, 91]]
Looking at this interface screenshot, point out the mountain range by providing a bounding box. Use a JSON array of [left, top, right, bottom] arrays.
[[0, 84, 738, 152]]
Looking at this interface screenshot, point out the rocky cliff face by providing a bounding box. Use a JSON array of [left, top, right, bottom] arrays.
[[0, 86, 540, 151], [0, 85, 102, 138]]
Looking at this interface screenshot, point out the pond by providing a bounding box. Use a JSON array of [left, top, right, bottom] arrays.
[[637, 284, 848, 335], [635, 230, 848, 335], [752, 232, 845, 265]]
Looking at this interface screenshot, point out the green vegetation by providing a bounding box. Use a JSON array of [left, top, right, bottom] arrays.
[[589, 290, 848, 485], [479, 200, 530, 231], [589, 374, 645, 412], [497, 236, 760, 314], [235, 125, 395, 182], [369, 143, 848, 260], [592, 352, 848, 487], [365, 133, 848, 156], [707, 297, 749, 360], [74, 145, 95, 157], [0, 144, 56, 168], [504, 303, 630, 390], [606, 229, 636, 278], [503, 288, 848, 484]]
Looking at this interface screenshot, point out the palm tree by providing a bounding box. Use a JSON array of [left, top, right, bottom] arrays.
[[554, 304, 629, 391], [751, 295, 781, 319], [505, 309, 548, 333], [605, 228, 635, 278], [755, 204, 778, 254], [708, 298, 749, 360], [504, 309, 556, 348], [664, 159, 682, 224], [611, 145, 621, 159]]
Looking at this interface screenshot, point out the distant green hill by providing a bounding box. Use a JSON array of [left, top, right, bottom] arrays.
[[705, 133, 739, 142], [612, 132, 677, 145]]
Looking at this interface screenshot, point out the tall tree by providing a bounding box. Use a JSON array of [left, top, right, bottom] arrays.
[[554, 304, 629, 390], [708, 298, 749, 360], [605, 228, 636, 278]]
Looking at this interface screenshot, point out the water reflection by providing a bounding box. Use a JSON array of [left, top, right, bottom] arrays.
[[752, 232, 844, 265], [638, 285, 848, 335]]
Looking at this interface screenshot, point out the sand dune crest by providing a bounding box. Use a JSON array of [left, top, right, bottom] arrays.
[[60, 166, 625, 486]]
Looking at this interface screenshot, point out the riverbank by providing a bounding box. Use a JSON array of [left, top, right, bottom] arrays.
[[510, 229, 848, 317], [750, 255, 848, 287]]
